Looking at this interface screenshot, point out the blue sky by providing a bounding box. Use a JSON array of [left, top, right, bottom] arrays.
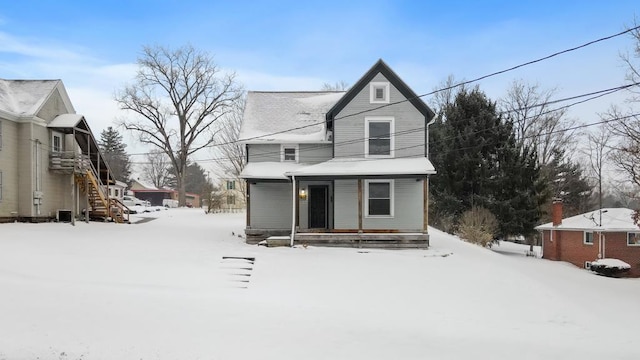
[[0, 0, 638, 166]]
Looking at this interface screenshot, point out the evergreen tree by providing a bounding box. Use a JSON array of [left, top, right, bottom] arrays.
[[430, 87, 544, 238], [98, 127, 131, 183], [168, 161, 211, 197]]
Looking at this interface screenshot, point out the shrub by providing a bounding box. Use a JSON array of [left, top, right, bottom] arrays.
[[456, 206, 499, 247], [590, 258, 631, 277]]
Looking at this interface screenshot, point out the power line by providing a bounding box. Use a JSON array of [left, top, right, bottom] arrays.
[[189, 25, 640, 147]]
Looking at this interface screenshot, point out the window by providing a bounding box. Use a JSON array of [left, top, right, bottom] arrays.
[[280, 144, 299, 162], [369, 82, 390, 103], [227, 195, 236, 205], [584, 231, 594, 245], [628, 232, 640, 246], [365, 180, 394, 217], [52, 132, 63, 153], [365, 117, 394, 158], [226, 180, 235, 190]]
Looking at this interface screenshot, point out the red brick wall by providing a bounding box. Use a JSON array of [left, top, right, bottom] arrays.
[[543, 229, 640, 277], [601, 232, 640, 277]]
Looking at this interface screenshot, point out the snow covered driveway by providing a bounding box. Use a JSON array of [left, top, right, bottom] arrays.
[[1, 209, 639, 359]]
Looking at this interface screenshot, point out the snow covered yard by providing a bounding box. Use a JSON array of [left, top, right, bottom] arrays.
[[1, 209, 639, 359]]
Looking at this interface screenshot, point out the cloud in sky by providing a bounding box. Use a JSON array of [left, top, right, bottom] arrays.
[[0, 0, 638, 172]]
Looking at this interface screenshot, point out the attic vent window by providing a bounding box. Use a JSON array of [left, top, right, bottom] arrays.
[[370, 82, 390, 104], [281, 144, 299, 163]]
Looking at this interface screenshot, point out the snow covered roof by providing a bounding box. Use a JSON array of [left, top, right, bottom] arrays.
[[0, 79, 62, 116], [240, 162, 308, 180], [535, 208, 640, 232], [287, 157, 436, 177], [47, 114, 84, 128], [132, 179, 159, 190], [239, 91, 345, 144]]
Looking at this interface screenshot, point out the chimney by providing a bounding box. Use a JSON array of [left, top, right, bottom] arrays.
[[552, 198, 563, 226]]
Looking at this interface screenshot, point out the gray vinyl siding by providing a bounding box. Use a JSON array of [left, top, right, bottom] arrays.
[[248, 143, 332, 164], [334, 178, 423, 230], [248, 144, 280, 162], [333, 73, 425, 159], [334, 180, 358, 228], [300, 144, 331, 163], [249, 182, 292, 229]]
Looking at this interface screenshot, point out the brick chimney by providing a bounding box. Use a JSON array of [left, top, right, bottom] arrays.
[[552, 198, 563, 226]]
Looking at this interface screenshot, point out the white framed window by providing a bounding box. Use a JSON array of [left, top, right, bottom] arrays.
[[365, 179, 394, 217], [627, 232, 640, 246], [365, 116, 394, 158], [227, 195, 236, 205], [226, 180, 235, 190], [51, 131, 63, 153], [369, 82, 390, 104], [585, 261, 592, 270], [280, 144, 299, 162], [584, 231, 594, 245]]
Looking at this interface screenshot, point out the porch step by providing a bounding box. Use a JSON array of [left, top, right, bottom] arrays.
[[294, 233, 429, 249], [262, 236, 291, 247]]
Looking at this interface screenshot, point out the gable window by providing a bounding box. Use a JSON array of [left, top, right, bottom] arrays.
[[51, 131, 63, 153], [227, 180, 235, 190], [281, 144, 299, 162], [584, 231, 594, 245], [370, 82, 390, 104], [365, 179, 394, 217], [365, 117, 394, 158], [628, 232, 640, 246]]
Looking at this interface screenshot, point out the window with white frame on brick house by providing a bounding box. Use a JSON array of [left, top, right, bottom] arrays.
[[584, 231, 594, 245], [628, 232, 640, 246]]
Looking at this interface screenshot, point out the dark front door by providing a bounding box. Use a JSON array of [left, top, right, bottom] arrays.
[[308, 185, 328, 229]]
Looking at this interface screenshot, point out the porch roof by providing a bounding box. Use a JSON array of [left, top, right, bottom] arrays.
[[287, 157, 436, 178]]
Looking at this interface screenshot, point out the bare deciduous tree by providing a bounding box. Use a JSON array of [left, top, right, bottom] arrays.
[[116, 45, 243, 205], [500, 80, 576, 165], [214, 97, 247, 203], [584, 123, 613, 218], [142, 151, 172, 189], [429, 74, 466, 116], [320, 81, 349, 91]]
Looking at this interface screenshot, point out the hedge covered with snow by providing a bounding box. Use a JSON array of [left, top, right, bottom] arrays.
[[590, 258, 631, 277]]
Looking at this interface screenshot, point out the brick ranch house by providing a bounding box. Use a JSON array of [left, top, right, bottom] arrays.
[[535, 201, 640, 277]]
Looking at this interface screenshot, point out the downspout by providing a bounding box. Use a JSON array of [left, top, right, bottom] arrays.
[[290, 175, 296, 247], [34, 139, 41, 216]]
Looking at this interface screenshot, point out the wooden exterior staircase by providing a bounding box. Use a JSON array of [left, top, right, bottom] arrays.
[[74, 162, 130, 223]]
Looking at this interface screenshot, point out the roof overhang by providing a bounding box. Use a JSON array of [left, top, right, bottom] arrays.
[[286, 157, 436, 178]]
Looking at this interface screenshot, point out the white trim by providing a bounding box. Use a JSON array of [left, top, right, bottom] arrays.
[[364, 116, 394, 158], [364, 179, 394, 218], [583, 231, 594, 245], [627, 232, 640, 246], [51, 130, 63, 152], [280, 144, 299, 163], [369, 82, 390, 104]]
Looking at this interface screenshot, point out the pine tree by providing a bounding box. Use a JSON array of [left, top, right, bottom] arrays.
[[98, 127, 131, 183], [430, 87, 544, 237]]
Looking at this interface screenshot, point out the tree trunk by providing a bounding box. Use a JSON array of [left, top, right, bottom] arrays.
[[178, 167, 187, 206]]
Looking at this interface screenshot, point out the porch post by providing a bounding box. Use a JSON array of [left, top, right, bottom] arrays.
[[71, 128, 76, 226], [290, 175, 296, 247], [423, 176, 429, 233], [86, 134, 90, 223], [246, 182, 251, 227], [357, 179, 363, 231]]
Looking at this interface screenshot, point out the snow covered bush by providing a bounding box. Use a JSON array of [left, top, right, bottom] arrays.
[[456, 206, 499, 247], [590, 258, 631, 277]]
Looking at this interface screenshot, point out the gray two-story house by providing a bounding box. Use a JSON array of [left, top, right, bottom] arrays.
[[239, 60, 436, 247]]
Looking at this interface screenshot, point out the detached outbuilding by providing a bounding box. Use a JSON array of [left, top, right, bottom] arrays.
[[536, 201, 640, 277]]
